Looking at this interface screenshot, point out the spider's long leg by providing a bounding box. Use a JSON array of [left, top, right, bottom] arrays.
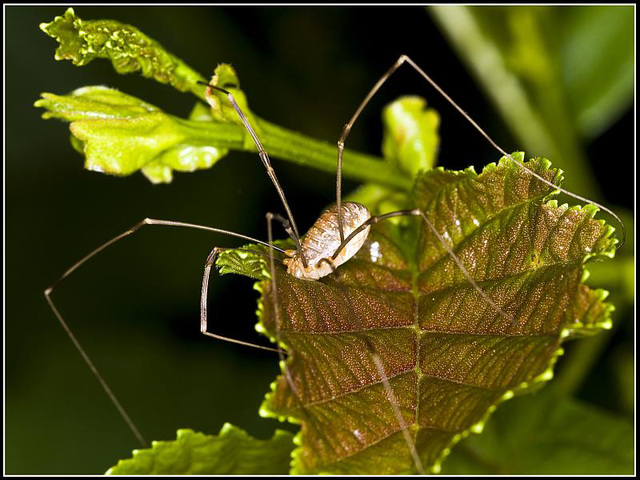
[[335, 59, 410, 244], [367, 343, 425, 475], [45, 290, 148, 448], [45, 218, 287, 446], [335, 54, 625, 248], [266, 212, 300, 400], [202, 82, 309, 267], [336, 55, 627, 249], [268, 213, 308, 269], [200, 247, 280, 353]]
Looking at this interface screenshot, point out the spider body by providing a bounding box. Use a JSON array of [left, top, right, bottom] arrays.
[[283, 202, 371, 280]]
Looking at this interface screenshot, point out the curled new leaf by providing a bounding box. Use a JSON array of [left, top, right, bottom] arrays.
[[38, 10, 413, 189], [216, 154, 616, 474], [107, 425, 295, 475], [35, 84, 411, 188], [382, 96, 440, 176], [35, 86, 232, 183], [206, 64, 250, 124], [204, 64, 262, 150], [349, 96, 442, 215], [40, 8, 204, 96]]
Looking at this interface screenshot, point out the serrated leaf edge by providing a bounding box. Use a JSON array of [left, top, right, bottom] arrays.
[[216, 155, 616, 474], [105, 424, 293, 475]]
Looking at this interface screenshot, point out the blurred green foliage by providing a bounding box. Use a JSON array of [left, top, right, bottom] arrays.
[[443, 391, 634, 474], [431, 6, 633, 195]]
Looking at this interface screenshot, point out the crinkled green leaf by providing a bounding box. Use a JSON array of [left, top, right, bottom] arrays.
[[217, 244, 285, 282], [442, 391, 633, 474], [216, 154, 616, 474], [35, 86, 231, 183], [107, 425, 295, 475], [40, 8, 204, 95], [35, 83, 411, 189], [38, 8, 411, 190], [382, 96, 440, 176]]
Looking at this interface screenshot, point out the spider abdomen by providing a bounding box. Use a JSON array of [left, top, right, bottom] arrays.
[[285, 202, 371, 280]]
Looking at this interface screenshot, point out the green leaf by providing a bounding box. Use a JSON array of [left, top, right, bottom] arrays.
[[107, 425, 295, 475], [381, 96, 440, 176], [38, 10, 413, 190], [549, 207, 633, 396], [441, 391, 633, 474], [35, 84, 412, 188], [35, 86, 231, 183], [217, 244, 280, 281], [216, 154, 616, 474], [40, 8, 205, 97]]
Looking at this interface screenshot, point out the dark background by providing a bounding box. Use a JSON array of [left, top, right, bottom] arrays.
[[6, 6, 633, 474]]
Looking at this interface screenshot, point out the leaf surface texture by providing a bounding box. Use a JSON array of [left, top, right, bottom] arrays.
[[217, 154, 615, 474]]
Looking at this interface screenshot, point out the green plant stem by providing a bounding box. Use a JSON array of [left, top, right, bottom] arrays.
[[175, 116, 413, 190]]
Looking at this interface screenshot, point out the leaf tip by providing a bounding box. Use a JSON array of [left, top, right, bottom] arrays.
[[40, 7, 75, 33], [219, 423, 234, 435]]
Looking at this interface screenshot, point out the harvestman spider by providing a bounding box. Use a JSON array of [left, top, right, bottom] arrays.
[[45, 54, 624, 474]]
